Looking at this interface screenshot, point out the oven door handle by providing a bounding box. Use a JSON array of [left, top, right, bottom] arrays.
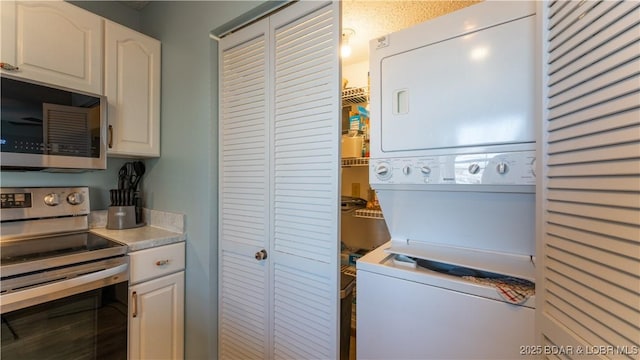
[[1, 262, 128, 314]]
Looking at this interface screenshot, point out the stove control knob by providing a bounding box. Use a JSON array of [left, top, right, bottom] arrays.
[[67, 192, 84, 205], [468, 163, 480, 174], [44, 193, 60, 206]]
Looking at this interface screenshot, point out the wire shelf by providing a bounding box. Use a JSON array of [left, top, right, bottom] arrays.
[[354, 209, 384, 219], [341, 265, 356, 277], [342, 87, 369, 106], [341, 157, 369, 167]]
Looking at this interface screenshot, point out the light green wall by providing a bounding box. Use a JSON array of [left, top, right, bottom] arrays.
[[70, 0, 142, 31], [139, 2, 262, 359], [1, 2, 264, 358], [1, 159, 132, 209]]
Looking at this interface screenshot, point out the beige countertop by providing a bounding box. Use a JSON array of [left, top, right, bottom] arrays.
[[90, 208, 186, 252], [91, 225, 185, 252]]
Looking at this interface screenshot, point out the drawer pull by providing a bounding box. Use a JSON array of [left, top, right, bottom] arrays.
[[156, 259, 170, 266], [132, 291, 138, 318]]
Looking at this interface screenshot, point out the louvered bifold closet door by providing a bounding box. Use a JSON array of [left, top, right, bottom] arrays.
[[269, 2, 341, 359], [218, 18, 270, 360], [539, 1, 640, 358]]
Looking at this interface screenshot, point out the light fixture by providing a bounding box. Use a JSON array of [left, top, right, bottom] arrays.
[[341, 28, 355, 58]]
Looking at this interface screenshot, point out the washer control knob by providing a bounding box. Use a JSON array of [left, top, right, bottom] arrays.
[[531, 158, 536, 177], [420, 166, 431, 175], [44, 193, 60, 206], [497, 162, 508, 174], [468, 163, 480, 174], [402, 166, 411, 175], [374, 163, 392, 180], [66, 192, 84, 205]]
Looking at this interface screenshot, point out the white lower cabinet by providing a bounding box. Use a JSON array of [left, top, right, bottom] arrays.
[[128, 242, 185, 360]]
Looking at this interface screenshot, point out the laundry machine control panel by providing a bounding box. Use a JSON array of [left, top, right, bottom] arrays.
[[369, 151, 536, 186]]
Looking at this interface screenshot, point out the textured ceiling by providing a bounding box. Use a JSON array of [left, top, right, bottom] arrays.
[[342, 0, 480, 65], [119, 0, 479, 65]]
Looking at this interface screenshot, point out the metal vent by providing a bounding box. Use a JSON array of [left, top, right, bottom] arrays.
[[43, 103, 91, 156]]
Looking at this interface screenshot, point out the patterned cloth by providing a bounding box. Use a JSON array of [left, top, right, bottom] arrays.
[[462, 276, 535, 304]]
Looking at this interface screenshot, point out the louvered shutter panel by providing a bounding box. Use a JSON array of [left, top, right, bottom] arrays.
[[539, 1, 640, 357], [219, 18, 270, 360], [270, 2, 340, 359]]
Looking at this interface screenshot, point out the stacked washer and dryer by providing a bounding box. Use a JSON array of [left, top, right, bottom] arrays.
[[357, 2, 538, 359]]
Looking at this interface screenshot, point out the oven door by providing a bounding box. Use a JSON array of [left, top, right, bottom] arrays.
[[0, 256, 128, 360]]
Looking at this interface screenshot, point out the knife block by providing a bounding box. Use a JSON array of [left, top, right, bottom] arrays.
[[107, 206, 144, 230]]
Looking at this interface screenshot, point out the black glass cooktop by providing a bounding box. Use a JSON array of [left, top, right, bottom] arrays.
[[1, 232, 126, 277]]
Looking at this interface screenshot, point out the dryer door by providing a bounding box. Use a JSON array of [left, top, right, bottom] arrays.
[[379, 15, 536, 154]]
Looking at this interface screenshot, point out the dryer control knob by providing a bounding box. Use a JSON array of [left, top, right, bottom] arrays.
[[468, 163, 480, 174], [402, 166, 411, 175], [420, 166, 431, 175], [497, 162, 509, 174]]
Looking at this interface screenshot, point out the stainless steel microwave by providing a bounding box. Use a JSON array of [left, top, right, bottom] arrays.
[[1, 75, 107, 171]]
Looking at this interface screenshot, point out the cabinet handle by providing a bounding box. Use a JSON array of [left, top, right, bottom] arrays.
[[108, 125, 113, 148], [156, 259, 170, 266], [255, 249, 268, 261], [132, 291, 138, 318], [0, 62, 19, 71]]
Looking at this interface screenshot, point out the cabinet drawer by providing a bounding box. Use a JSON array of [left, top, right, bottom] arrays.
[[129, 242, 185, 284]]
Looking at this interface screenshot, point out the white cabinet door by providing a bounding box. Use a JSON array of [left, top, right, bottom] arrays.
[[218, 1, 341, 359], [538, 0, 640, 353], [129, 271, 185, 360], [105, 20, 161, 158], [0, 0, 103, 94]]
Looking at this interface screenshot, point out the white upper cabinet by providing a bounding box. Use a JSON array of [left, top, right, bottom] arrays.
[[105, 20, 161, 158], [0, 1, 103, 94]]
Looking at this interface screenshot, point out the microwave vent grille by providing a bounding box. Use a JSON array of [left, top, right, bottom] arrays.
[[43, 103, 91, 156]]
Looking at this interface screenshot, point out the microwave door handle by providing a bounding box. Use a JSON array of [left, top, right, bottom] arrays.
[[108, 125, 113, 148], [0, 263, 128, 314]]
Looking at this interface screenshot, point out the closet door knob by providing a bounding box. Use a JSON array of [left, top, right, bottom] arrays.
[[255, 249, 268, 261]]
